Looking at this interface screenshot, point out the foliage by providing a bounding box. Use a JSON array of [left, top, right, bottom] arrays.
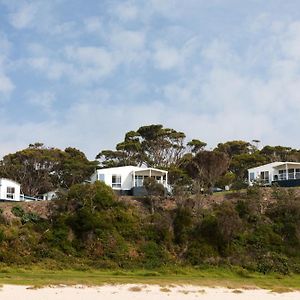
[[97, 124, 187, 168], [0, 143, 97, 196], [0, 186, 300, 275], [183, 150, 229, 192]]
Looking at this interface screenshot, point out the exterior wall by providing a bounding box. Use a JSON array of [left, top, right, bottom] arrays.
[[248, 164, 277, 185], [0, 178, 21, 201], [248, 162, 300, 186], [42, 191, 58, 201], [91, 166, 142, 191], [91, 166, 169, 192]]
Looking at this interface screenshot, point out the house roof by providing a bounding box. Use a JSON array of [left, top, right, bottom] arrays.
[[0, 178, 21, 186], [248, 161, 300, 171], [96, 165, 168, 173]]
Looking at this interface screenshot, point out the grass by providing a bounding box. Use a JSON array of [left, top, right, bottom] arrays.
[[0, 267, 299, 291]]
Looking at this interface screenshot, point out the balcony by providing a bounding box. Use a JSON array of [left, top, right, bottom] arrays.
[[276, 172, 300, 181]]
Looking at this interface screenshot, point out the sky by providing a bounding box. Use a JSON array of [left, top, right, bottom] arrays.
[[1, 0, 300, 159]]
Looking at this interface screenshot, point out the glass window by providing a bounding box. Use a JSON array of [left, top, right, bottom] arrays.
[[112, 175, 121, 189], [249, 172, 255, 181], [98, 174, 105, 182], [260, 171, 269, 182], [7, 187, 15, 199], [135, 175, 143, 187]]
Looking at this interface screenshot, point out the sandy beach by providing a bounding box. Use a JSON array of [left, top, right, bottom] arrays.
[[0, 284, 300, 300]]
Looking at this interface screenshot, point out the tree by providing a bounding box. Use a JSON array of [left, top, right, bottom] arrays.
[[0, 144, 63, 196], [58, 147, 98, 188], [184, 150, 229, 193], [144, 177, 165, 214], [260, 145, 296, 162], [187, 139, 207, 154], [137, 125, 186, 168], [215, 140, 252, 158], [96, 124, 187, 168], [0, 144, 97, 196]]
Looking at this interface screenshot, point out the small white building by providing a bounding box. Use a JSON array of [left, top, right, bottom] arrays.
[[91, 166, 169, 195], [41, 190, 58, 201], [0, 178, 21, 201], [248, 162, 300, 187]]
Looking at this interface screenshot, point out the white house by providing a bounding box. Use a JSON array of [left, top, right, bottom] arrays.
[[91, 166, 169, 196], [248, 162, 300, 187], [0, 178, 22, 201], [41, 190, 58, 201]]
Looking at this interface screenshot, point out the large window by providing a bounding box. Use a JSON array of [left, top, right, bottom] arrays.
[[279, 169, 287, 180], [260, 171, 269, 183], [249, 172, 255, 181], [6, 187, 15, 199], [112, 175, 121, 189]]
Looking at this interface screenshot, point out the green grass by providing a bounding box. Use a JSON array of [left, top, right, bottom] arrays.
[[0, 267, 300, 290]]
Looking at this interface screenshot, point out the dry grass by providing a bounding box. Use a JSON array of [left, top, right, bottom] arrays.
[[270, 287, 294, 294], [128, 286, 143, 292], [160, 287, 171, 293], [232, 289, 243, 293]]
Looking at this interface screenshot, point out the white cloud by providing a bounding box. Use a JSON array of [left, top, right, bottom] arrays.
[[27, 91, 56, 112], [0, 73, 14, 95], [113, 1, 139, 22], [65, 46, 119, 81], [153, 41, 181, 70], [84, 17, 102, 33], [109, 28, 145, 51], [9, 2, 37, 29]]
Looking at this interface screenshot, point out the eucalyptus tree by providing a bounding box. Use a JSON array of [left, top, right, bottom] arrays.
[[97, 124, 187, 168], [0, 143, 97, 196]]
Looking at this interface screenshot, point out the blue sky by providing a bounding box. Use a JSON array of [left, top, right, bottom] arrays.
[[1, 0, 300, 158]]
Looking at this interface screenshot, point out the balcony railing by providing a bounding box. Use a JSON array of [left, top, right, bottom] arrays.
[[276, 172, 300, 181], [134, 179, 167, 188]]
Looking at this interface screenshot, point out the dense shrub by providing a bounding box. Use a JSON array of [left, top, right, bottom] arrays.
[[0, 185, 300, 273]]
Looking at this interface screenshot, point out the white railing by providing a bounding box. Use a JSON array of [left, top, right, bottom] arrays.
[[276, 172, 300, 181], [134, 179, 167, 188]]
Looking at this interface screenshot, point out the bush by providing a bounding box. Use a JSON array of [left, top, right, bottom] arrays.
[[257, 252, 290, 275], [11, 206, 25, 218]]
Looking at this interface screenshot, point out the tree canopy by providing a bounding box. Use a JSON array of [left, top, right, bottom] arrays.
[[0, 143, 98, 196]]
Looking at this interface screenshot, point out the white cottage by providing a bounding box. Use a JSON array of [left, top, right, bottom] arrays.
[[91, 166, 169, 196], [0, 178, 21, 201], [248, 162, 300, 187]]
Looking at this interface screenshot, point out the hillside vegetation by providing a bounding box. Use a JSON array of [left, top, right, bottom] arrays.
[[0, 182, 300, 277]]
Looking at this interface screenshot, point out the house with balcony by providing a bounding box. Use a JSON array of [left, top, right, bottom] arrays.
[[248, 162, 300, 187], [90, 166, 169, 196]]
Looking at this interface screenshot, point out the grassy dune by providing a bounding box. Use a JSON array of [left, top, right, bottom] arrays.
[[0, 267, 299, 290]]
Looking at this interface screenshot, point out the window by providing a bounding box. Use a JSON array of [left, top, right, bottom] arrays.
[[288, 168, 295, 179], [279, 169, 287, 180], [249, 172, 255, 181], [135, 175, 143, 187], [112, 175, 121, 189], [6, 187, 15, 199], [98, 174, 105, 182], [260, 171, 269, 183]]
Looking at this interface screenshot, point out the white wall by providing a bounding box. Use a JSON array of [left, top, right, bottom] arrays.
[[0, 178, 21, 201], [91, 166, 142, 191], [42, 191, 58, 201]]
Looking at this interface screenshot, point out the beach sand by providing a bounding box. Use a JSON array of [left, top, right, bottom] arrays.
[[0, 284, 300, 300]]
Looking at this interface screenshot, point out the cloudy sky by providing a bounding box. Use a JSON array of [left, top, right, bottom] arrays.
[[1, 0, 300, 158]]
